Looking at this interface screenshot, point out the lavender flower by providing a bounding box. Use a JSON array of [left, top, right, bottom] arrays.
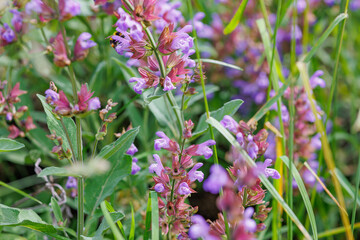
[[178, 182, 191, 195], [203, 164, 228, 194], [65, 176, 77, 189], [256, 159, 281, 179], [188, 163, 204, 182], [131, 157, 141, 175], [149, 154, 164, 176]]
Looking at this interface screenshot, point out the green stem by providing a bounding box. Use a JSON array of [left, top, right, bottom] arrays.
[[351, 153, 360, 234], [57, 11, 84, 238]]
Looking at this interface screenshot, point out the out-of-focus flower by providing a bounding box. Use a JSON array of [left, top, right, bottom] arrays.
[[203, 164, 229, 194], [256, 159, 281, 179], [25, 0, 54, 23], [10, 9, 23, 33], [310, 70, 326, 88], [73, 32, 97, 61], [50, 32, 71, 67], [131, 157, 141, 174], [123, 0, 159, 25], [59, 0, 81, 21], [0, 23, 16, 45]]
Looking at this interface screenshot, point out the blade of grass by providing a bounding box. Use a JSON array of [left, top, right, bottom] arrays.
[[0, 181, 43, 205], [351, 154, 360, 234], [297, 62, 353, 240], [206, 117, 312, 240], [335, 168, 360, 207], [150, 191, 159, 240], [105, 200, 126, 238], [223, 0, 249, 34], [195, 58, 243, 71], [318, 223, 360, 239], [248, 82, 289, 124], [303, 162, 345, 212], [301, 13, 348, 63], [144, 192, 152, 240], [257, 15, 287, 240], [100, 201, 124, 240], [129, 204, 135, 240], [279, 156, 318, 240]]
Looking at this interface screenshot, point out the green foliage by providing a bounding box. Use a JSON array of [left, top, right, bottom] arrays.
[[0, 138, 25, 152], [85, 127, 139, 215]]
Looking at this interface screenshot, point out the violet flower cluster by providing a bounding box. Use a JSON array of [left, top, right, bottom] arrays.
[[270, 71, 326, 192], [0, 82, 36, 139], [45, 82, 101, 117], [109, 0, 196, 94], [189, 115, 280, 239], [148, 120, 216, 238]]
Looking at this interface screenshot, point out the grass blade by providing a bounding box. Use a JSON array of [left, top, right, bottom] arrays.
[[318, 223, 360, 239], [279, 156, 318, 240], [223, 0, 249, 34], [297, 62, 353, 240], [248, 82, 289, 124], [129, 204, 135, 240], [105, 200, 126, 238], [335, 168, 360, 207], [100, 201, 124, 240], [0, 181, 43, 205], [301, 13, 348, 63], [144, 192, 152, 240], [150, 191, 159, 240], [303, 162, 345, 213], [195, 58, 243, 71], [351, 154, 360, 234], [206, 117, 312, 240]]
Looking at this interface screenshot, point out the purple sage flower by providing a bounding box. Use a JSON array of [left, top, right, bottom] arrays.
[[256, 159, 281, 179], [163, 76, 176, 91], [310, 70, 326, 88], [221, 115, 239, 134], [188, 163, 204, 182], [66, 176, 77, 189], [131, 157, 141, 175], [178, 182, 191, 195], [10, 9, 23, 33], [154, 131, 171, 151], [154, 183, 165, 193], [149, 154, 164, 176], [126, 143, 138, 155], [242, 207, 257, 233], [129, 77, 147, 94], [203, 164, 228, 194], [1, 23, 15, 43], [87, 97, 100, 111]]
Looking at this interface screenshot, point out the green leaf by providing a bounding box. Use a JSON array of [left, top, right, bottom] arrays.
[[0, 138, 25, 152], [100, 201, 124, 240], [206, 117, 312, 240], [185, 84, 219, 107], [89, 61, 106, 89], [104, 201, 126, 238], [37, 166, 81, 178], [37, 94, 78, 159], [0, 204, 68, 240], [279, 156, 318, 240], [96, 127, 140, 160], [250, 82, 289, 122], [144, 192, 152, 240], [150, 191, 159, 240], [335, 168, 360, 207], [94, 209, 124, 238], [51, 197, 64, 224], [195, 59, 243, 71], [0, 181, 43, 205], [129, 204, 135, 240], [223, 0, 249, 34], [302, 13, 348, 63], [192, 99, 243, 139], [85, 128, 139, 215]]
